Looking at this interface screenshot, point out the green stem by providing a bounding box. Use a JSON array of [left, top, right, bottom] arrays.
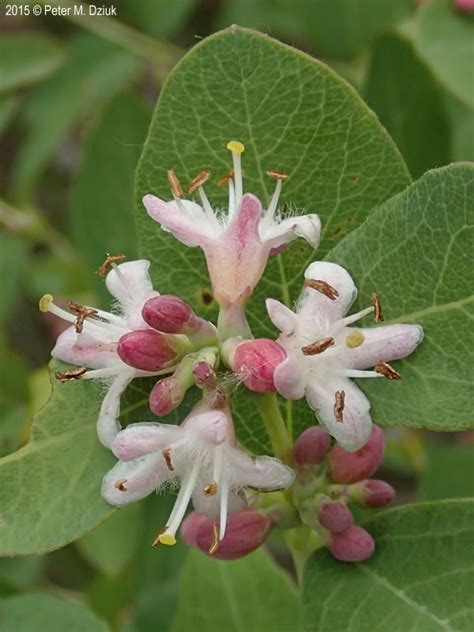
[[256, 393, 292, 462]]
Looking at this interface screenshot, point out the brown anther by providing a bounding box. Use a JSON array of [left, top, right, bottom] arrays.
[[372, 293, 384, 322], [151, 527, 166, 548], [304, 279, 339, 301], [334, 390, 345, 423], [217, 170, 234, 188], [375, 362, 402, 380], [68, 301, 99, 334], [55, 367, 87, 381], [167, 169, 183, 197], [161, 448, 174, 471], [301, 336, 335, 356], [203, 480, 218, 496], [96, 253, 127, 277], [266, 169, 289, 181], [208, 522, 220, 555], [114, 479, 128, 491], [188, 170, 210, 193]]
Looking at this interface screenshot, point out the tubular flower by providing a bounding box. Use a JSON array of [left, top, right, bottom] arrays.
[[267, 261, 423, 451], [143, 141, 321, 308], [101, 400, 294, 549], [39, 258, 179, 448]]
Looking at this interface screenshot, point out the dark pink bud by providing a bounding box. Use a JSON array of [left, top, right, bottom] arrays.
[[293, 426, 330, 466], [327, 425, 384, 484], [329, 525, 375, 562], [361, 479, 395, 508], [192, 509, 273, 560], [454, 0, 474, 14], [117, 329, 176, 371], [142, 295, 193, 333], [193, 361, 217, 389], [318, 501, 353, 534], [232, 339, 286, 392], [149, 375, 183, 416], [181, 512, 208, 548]]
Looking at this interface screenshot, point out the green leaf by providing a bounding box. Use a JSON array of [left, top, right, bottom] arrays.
[[365, 31, 450, 179], [11, 34, 141, 201], [443, 92, 474, 162], [172, 548, 301, 632], [115, 0, 198, 38], [0, 593, 108, 632], [419, 443, 474, 501], [0, 95, 19, 136], [326, 163, 473, 431], [303, 499, 474, 631], [417, 0, 474, 106], [0, 233, 25, 325], [70, 93, 150, 304], [0, 32, 64, 94]]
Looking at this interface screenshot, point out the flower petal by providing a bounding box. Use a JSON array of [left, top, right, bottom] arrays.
[[143, 194, 213, 247], [52, 328, 118, 369], [341, 324, 424, 369], [262, 214, 321, 250], [105, 260, 157, 327], [298, 261, 357, 322], [183, 411, 230, 446], [305, 377, 372, 452], [101, 453, 171, 507], [112, 422, 182, 460], [191, 485, 247, 517], [228, 450, 295, 491], [273, 354, 306, 400], [265, 299, 298, 335], [97, 371, 135, 448]]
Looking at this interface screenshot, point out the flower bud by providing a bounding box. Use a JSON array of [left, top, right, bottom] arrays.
[[293, 426, 330, 466], [181, 512, 208, 548], [318, 501, 353, 534], [329, 525, 375, 562], [149, 375, 184, 416], [192, 361, 217, 389], [454, 0, 474, 14], [327, 425, 384, 484], [231, 339, 286, 392], [353, 479, 395, 508], [142, 295, 193, 333], [188, 509, 273, 560], [117, 329, 177, 371]]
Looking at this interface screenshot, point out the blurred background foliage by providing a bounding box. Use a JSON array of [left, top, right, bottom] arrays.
[[0, 0, 472, 630]]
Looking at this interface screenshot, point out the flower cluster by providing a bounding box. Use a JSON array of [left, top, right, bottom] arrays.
[[41, 141, 422, 562]]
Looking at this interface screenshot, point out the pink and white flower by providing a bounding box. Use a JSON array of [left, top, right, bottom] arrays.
[[143, 141, 321, 308], [267, 261, 423, 451], [101, 400, 294, 546]]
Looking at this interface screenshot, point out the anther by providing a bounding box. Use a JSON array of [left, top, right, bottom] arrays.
[[301, 336, 335, 356], [304, 279, 339, 301], [226, 140, 245, 155], [203, 480, 218, 496], [55, 367, 87, 381], [67, 301, 99, 333], [372, 293, 384, 322], [375, 362, 401, 380], [334, 390, 345, 423], [208, 522, 220, 555], [151, 527, 166, 548], [162, 448, 174, 471], [167, 169, 183, 197], [188, 170, 210, 194], [96, 253, 127, 277], [217, 170, 234, 188], [114, 479, 128, 491], [266, 169, 288, 180]]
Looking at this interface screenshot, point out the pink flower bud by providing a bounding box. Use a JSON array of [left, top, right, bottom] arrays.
[[327, 425, 384, 484], [142, 295, 193, 333], [117, 329, 176, 371], [329, 525, 375, 562], [318, 501, 353, 534], [187, 509, 273, 560], [293, 426, 330, 466], [193, 361, 217, 389], [454, 0, 474, 14], [360, 479, 395, 508], [181, 512, 208, 548], [232, 339, 286, 392], [149, 375, 183, 416]]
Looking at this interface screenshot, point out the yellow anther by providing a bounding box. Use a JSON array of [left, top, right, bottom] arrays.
[[158, 533, 176, 546], [345, 331, 365, 349], [39, 294, 54, 313], [227, 140, 245, 155]]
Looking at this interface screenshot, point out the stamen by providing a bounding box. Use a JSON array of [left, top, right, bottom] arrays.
[[151, 527, 166, 548], [188, 170, 210, 194], [159, 460, 200, 545], [217, 170, 234, 188], [219, 477, 229, 541], [55, 367, 87, 381], [266, 169, 288, 181], [372, 293, 384, 322], [304, 279, 339, 301], [344, 369, 382, 379], [301, 336, 335, 356], [264, 178, 282, 221], [198, 186, 219, 226], [208, 522, 220, 555], [375, 362, 401, 380], [340, 306, 374, 327], [203, 480, 218, 496], [67, 301, 100, 334], [334, 390, 345, 423], [227, 140, 244, 209], [345, 331, 365, 348], [167, 169, 183, 197], [162, 448, 174, 471], [96, 254, 127, 277], [114, 479, 127, 491], [39, 294, 77, 325]]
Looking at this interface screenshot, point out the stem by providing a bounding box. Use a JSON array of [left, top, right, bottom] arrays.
[[217, 304, 252, 341], [256, 393, 292, 462], [286, 528, 327, 585]]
